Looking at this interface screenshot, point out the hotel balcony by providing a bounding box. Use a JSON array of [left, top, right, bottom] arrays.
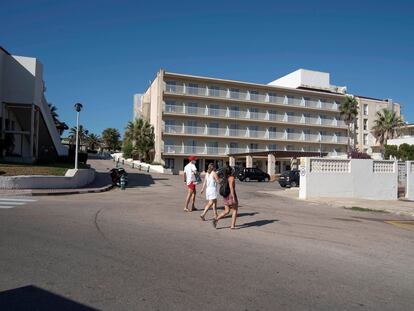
[[164, 83, 340, 111], [162, 145, 333, 156], [163, 104, 347, 128], [163, 125, 348, 144]]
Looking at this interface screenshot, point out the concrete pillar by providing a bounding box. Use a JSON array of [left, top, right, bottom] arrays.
[[229, 156, 235, 167], [246, 155, 253, 168], [291, 157, 298, 170], [30, 104, 35, 158], [268, 154, 275, 176]]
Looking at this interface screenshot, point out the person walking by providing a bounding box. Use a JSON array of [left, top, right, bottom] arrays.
[[200, 163, 219, 221], [183, 156, 198, 212], [213, 166, 238, 229]]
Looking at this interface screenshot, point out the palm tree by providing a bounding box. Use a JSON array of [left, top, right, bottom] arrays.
[[340, 95, 359, 155], [87, 133, 101, 151], [69, 125, 89, 146], [123, 118, 154, 161], [102, 128, 121, 152], [48, 103, 59, 120], [372, 108, 404, 149]]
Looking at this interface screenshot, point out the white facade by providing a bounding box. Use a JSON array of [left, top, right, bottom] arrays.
[[268, 69, 347, 94], [299, 158, 398, 200], [0, 47, 67, 162]]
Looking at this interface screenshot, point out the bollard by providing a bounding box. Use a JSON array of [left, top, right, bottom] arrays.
[[147, 166, 150, 173], [132, 162, 134, 168], [138, 165, 141, 171], [122, 159, 124, 165]]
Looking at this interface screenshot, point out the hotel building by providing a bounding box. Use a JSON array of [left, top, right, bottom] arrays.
[[134, 69, 362, 173]]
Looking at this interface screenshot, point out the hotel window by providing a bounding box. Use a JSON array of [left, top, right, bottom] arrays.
[[229, 142, 238, 153], [287, 96, 294, 104], [286, 144, 295, 151], [187, 102, 198, 115], [164, 140, 175, 153], [249, 126, 259, 137], [229, 124, 239, 136], [164, 158, 175, 169], [287, 111, 295, 121], [269, 127, 277, 139], [286, 128, 294, 139], [268, 109, 277, 120], [209, 104, 220, 116], [250, 90, 259, 101], [363, 134, 368, 145], [186, 140, 197, 153], [363, 119, 368, 131], [166, 81, 176, 92], [209, 86, 220, 97], [230, 88, 240, 99], [188, 83, 199, 95], [229, 106, 240, 118], [250, 108, 259, 119], [268, 144, 277, 151], [304, 97, 311, 107], [165, 101, 176, 113], [165, 120, 176, 133], [363, 104, 368, 116], [186, 121, 198, 134], [207, 142, 219, 154], [208, 123, 219, 135], [268, 92, 277, 103], [250, 143, 258, 151]]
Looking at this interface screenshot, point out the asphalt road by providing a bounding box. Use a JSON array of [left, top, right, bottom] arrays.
[[1, 159, 413, 310]]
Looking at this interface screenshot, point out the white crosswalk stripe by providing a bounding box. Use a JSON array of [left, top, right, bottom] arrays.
[[0, 197, 37, 209]]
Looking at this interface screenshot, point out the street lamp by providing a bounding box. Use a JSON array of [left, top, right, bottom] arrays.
[[74, 103, 83, 170]]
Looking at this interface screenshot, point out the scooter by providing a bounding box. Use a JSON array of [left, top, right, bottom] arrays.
[[110, 167, 128, 187]]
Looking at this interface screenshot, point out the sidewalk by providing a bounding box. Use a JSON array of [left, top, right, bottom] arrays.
[[260, 188, 414, 217]]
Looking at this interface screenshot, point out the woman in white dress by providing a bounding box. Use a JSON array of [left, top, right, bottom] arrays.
[[200, 163, 220, 221]]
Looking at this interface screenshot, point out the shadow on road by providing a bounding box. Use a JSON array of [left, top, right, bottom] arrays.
[[126, 172, 156, 188], [0, 285, 97, 311], [237, 219, 279, 229]]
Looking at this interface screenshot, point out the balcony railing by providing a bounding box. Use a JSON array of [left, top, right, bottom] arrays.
[[163, 104, 346, 128], [163, 125, 347, 144], [164, 83, 340, 111], [163, 145, 341, 155]]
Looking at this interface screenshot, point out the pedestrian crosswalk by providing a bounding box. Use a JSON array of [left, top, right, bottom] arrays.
[[0, 197, 37, 209]]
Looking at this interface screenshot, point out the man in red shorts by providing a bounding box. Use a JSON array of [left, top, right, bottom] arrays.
[[183, 155, 198, 212]]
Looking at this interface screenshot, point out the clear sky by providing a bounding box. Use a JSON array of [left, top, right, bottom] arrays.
[[1, 0, 413, 136]]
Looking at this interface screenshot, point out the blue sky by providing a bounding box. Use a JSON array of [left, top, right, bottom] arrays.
[[1, 0, 413, 136]]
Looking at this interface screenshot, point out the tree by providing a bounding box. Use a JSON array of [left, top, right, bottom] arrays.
[[68, 125, 89, 146], [102, 128, 121, 152], [372, 109, 404, 149], [48, 103, 59, 120], [87, 133, 101, 151], [123, 118, 154, 162], [339, 95, 359, 155]]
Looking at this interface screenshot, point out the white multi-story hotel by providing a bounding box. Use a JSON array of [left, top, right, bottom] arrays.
[[134, 69, 402, 173]]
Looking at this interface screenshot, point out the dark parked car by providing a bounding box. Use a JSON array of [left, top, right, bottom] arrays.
[[238, 168, 270, 182], [278, 170, 300, 187], [216, 166, 242, 179]]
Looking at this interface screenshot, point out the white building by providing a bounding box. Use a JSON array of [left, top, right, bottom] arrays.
[[0, 46, 68, 163], [388, 124, 414, 147]]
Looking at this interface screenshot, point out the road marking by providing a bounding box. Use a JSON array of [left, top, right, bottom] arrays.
[[385, 221, 414, 232], [0, 198, 37, 202], [0, 197, 37, 209]]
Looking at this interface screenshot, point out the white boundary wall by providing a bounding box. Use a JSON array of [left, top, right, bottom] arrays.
[[0, 169, 95, 189], [299, 158, 398, 200], [406, 161, 414, 201]]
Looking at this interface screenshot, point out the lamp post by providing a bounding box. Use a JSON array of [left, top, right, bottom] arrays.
[[74, 103, 83, 169]]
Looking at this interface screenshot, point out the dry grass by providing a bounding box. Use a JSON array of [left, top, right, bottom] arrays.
[[0, 162, 88, 176]]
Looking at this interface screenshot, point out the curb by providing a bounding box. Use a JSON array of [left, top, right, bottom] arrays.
[[30, 184, 114, 196]]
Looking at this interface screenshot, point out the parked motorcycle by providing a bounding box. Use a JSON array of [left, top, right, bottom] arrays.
[[110, 167, 128, 187]]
